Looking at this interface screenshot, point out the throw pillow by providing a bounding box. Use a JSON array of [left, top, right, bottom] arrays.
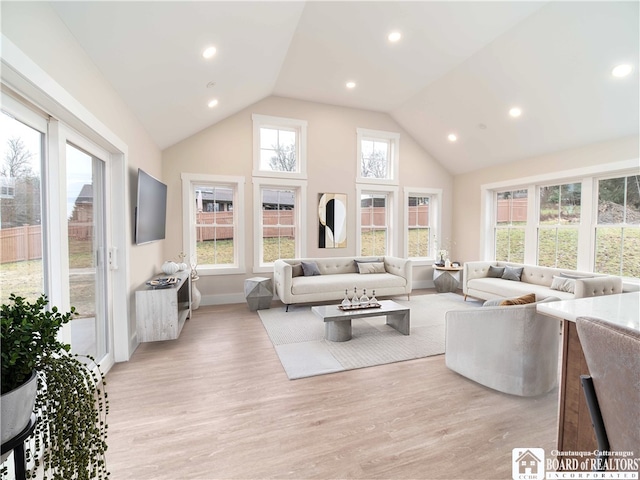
[[502, 266, 524, 281], [499, 293, 536, 306], [482, 298, 504, 307], [301, 261, 321, 276], [291, 263, 303, 278], [357, 261, 386, 274], [550, 275, 576, 294], [487, 266, 505, 278]]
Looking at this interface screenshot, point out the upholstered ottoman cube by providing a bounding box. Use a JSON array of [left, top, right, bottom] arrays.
[[244, 277, 273, 311]]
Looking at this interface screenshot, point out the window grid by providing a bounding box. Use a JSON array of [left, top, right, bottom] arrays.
[[261, 187, 296, 264], [494, 190, 527, 264], [537, 183, 581, 268], [407, 195, 431, 259], [360, 193, 388, 256], [194, 185, 236, 267]]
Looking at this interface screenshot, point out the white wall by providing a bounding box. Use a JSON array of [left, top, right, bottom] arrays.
[[1, 2, 164, 359], [162, 95, 453, 303], [452, 135, 640, 264]]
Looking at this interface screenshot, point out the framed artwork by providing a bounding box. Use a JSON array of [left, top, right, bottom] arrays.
[[318, 193, 347, 248]]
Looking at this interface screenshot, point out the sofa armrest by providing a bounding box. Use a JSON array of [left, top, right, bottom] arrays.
[[384, 256, 412, 291], [273, 260, 294, 304], [463, 261, 496, 294], [575, 276, 623, 298]]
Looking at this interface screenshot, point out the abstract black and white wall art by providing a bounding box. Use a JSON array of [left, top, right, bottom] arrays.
[[318, 193, 347, 248]]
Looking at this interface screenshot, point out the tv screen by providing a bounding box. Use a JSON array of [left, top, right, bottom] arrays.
[[135, 169, 167, 245]]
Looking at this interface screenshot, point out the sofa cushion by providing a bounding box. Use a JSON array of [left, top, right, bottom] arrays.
[[291, 273, 405, 295], [551, 275, 575, 293], [301, 261, 321, 276], [487, 266, 505, 278], [499, 293, 536, 306], [502, 266, 524, 281], [357, 262, 386, 274], [467, 277, 574, 300]]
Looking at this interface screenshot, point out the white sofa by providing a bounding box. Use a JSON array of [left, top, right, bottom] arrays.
[[274, 256, 412, 310], [463, 261, 623, 301]]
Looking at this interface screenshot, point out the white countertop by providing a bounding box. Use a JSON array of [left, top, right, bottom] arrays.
[[537, 291, 639, 331]]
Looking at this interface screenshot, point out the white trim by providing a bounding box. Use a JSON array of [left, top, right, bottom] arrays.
[[181, 173, 246, 275], [2, 35, 131, 364], [356, 184, 399, 256], [403, 187, 442, 265], [481, 159, 639, 191], [252, 177, 307, 273], [252, 113, 307, 179]]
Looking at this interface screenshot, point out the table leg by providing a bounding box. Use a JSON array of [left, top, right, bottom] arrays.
[[386, 311, 410, 335], [325, 320, 352, 342]]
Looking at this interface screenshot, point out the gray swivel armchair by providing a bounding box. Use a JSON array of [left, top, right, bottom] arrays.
[[445, 297, 561, 397]]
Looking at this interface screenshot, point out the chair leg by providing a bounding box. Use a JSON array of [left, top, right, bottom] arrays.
[[286, 304, 290, 312], [580, 375, 610, 471], [464, 294, 467, 301]]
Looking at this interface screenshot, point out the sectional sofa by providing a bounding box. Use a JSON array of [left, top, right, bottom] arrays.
[[463, 261, 623, 301], [273, 256, 412, 310]]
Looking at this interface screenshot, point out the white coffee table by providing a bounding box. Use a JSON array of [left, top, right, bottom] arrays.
[[311, 300, 410, 342]]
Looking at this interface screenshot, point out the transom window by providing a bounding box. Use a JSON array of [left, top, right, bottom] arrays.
[[356, 128, 399, 185], [252, 114, 307, 179]]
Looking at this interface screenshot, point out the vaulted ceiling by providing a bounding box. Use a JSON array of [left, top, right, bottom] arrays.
[[51, 1, 639, 174]]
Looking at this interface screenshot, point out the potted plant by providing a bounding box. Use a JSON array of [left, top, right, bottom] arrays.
[[1, 294, 109, 479]]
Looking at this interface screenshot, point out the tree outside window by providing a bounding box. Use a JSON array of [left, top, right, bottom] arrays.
[[260, 127, 297, 172]]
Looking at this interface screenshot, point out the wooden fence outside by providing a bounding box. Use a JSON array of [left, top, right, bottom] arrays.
[[0, 225, 43, 263]]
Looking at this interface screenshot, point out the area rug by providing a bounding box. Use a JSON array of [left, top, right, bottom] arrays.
[[258, 293, 482, 379]]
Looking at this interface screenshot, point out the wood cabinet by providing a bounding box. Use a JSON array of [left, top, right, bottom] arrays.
[[136, 270, 191, 342]]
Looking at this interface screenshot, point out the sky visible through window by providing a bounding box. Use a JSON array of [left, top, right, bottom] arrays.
[[1, 112, 91, 218]]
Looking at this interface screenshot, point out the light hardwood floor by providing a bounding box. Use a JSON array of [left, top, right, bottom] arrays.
[[105, 292, 558, 480]]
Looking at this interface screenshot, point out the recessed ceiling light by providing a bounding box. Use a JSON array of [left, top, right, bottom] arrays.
[[346, 81, 356, 89], [447, 133, 457, 142], [388, 31, 402, 43], [207, 99, 219, 108], [202, 46, 217, 59], [509, 107, 522, 118], [612, 64, 632, 78]]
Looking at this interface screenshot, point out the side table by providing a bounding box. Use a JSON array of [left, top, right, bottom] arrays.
[[1, 414, 36, 480], [244, 277, 273, 311], [433, 266, 463, 293]]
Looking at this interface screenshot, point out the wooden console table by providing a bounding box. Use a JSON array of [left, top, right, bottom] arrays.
[[537, 292, 639, 452]]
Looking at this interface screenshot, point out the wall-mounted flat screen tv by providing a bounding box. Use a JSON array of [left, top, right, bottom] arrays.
[[135, 168, 167, 245]]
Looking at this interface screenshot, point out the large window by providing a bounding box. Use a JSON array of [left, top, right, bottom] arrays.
[[252, 114, 307, 179], [495, 190, 527, 263], [253, 179, 307, 271], [356, 128, 399, 185], [404, 187, 441, 262], [537, 182, 581, 269], [595, 175, 640, 277], [182, 174, 245, 275], [483, 163, 639, 280]]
